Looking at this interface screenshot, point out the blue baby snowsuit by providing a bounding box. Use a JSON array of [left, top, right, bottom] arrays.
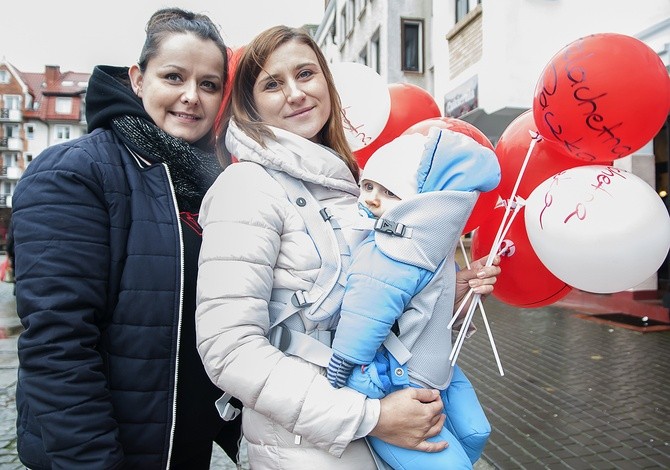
[[327, 127, 501, 469]]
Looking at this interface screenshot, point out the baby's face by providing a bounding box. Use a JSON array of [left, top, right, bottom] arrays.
[[358, 179, 402, 218]]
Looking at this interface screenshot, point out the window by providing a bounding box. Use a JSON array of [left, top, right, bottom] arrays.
[[4, 95, 20, 110], [3, 124, 19, 138], [347, 0, 355, 34], [371, 34, 381, 74], [25, 124, 34, 140], [401, 19, 424, 73], [456, 0, 482, 23], [456, 0, 469, 22], [25, 153, 34, 165], [355, 0, 367, 17], [359, 46, 368, 66], [1, 180, 17, 199], [55, 97, 73, 114], [3, 153, 18, 167], [0, 71, 8, 84], [55, 125, 71, 140]]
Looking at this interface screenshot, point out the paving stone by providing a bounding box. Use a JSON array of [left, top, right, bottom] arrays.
[[558, 457, 596, 469]]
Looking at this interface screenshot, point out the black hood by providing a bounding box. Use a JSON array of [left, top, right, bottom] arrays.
[[86, 65, 152, 133]]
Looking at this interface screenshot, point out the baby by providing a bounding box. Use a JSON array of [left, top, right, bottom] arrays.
[[327, 127, 501, 469]]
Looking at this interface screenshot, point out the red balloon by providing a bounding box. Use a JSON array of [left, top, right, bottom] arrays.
[[470, 203, 571, 308], [216, 46, 245, 132], [354, 83, 441, 168], [403, 117, 494, 151], [462, 190, 500, 236], [495, 110, 597, 201], [402, 117, 498, 234], [533, 33, 670, 163]]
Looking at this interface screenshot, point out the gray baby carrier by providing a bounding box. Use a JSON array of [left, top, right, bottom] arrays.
[[265, 168, 478, 389]]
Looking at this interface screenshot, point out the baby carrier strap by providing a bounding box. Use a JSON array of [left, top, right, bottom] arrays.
[[268, 325, 334, 368], [265, 169, 353, 366]]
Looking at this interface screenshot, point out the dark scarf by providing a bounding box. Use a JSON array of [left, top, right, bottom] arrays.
[[111, 115, 223, 213]]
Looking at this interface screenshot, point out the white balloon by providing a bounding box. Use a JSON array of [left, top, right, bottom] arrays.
[[524, 165, 670, 293], [330, 62, 391, 152]]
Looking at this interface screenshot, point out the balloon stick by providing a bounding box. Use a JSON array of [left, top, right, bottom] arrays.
[[450, 297, 478, 362], [448, 285, 474, 329], [453, 237, 504, 376], [450, 132, 541, 371], [487, 131, 540, 266]]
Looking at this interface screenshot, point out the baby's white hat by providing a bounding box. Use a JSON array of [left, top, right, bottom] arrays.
[[360, 133, 427, 199]]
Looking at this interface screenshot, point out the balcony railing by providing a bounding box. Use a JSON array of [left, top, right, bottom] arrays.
[[0, 137, 22, 151], [0, 108, 22, 122], [3, 166, 22, 179]]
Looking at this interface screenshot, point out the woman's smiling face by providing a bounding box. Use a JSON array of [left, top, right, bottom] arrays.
[[130, 32, 225, 144], [252, 40, 331, 143]]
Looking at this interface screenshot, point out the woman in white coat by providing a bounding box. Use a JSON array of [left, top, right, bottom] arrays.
[[196, 25, 500, 469]]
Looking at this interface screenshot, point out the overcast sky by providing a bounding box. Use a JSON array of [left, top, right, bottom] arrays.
[[2, 1, 325, 73]]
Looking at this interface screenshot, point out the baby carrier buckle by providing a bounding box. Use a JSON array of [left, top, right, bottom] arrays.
[[374, 218, 412, 238]]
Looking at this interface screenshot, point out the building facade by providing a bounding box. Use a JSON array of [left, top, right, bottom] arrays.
[[315, 0, 434, 90], [0, 62, 89, 248]]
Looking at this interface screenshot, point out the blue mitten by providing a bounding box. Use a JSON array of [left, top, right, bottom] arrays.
[[346, 355, 392, 399], [416, 127, 501, 194]]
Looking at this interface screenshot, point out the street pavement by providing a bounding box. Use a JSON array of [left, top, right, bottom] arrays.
[[0, 278, 668, 469], [0, 280, 20, 470], [460, 297, 670, 469]]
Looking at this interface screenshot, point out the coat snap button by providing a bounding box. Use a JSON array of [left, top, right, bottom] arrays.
[[394, 367, 404, 377], [296, 197, 306, 207]]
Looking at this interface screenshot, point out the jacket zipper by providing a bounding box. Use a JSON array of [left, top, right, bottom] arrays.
[[162, 162, 184, 470]]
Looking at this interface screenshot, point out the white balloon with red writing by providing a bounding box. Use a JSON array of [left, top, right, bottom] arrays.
[[524, 165, 670, 294], [330, 62, 391, 152]]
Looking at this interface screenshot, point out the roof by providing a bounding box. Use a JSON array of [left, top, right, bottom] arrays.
[[16, 65, 90, 122]]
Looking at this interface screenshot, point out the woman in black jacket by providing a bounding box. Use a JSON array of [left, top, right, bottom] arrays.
[[12, 8, 241, 469]]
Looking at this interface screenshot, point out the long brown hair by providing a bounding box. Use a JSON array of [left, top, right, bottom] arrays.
[[222, 25, 359, 181]]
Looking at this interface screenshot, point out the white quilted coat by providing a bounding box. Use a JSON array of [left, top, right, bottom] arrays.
[[196, 121, 379, 469]]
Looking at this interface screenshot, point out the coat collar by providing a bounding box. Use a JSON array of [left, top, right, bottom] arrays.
[[225, 119, 359, 197]]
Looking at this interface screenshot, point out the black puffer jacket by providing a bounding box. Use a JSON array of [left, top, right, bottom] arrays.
[[13, 66, 231, 469]]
